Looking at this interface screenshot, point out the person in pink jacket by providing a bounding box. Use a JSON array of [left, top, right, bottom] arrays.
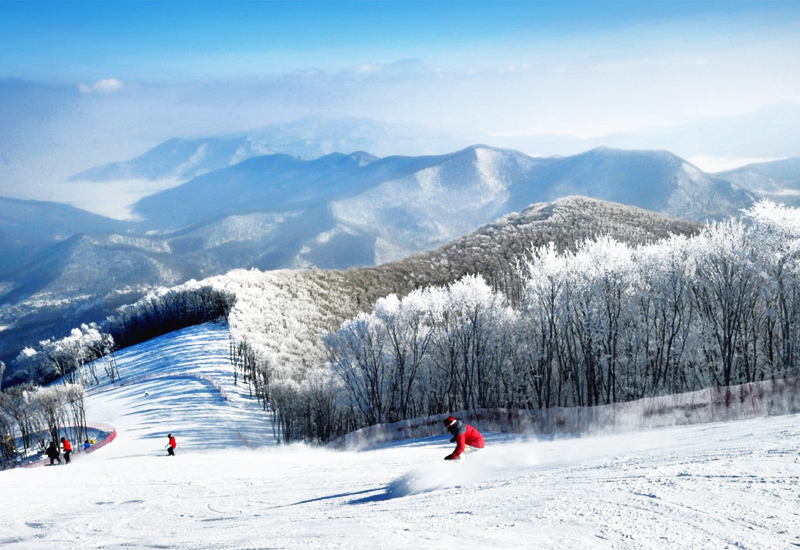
[[443, 416, 485, 460]]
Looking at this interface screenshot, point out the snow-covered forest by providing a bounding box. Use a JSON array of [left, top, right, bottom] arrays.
[[4, 200, 800, 450], [229, 200, 800, 441], [4, 323, 798, 549]]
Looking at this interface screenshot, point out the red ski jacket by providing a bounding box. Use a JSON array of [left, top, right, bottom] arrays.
[[169, 436, 176, 449], [449, 424, 485, 459], [62, 439, 72, 451]]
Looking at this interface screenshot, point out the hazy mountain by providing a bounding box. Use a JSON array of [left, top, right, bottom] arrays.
[[491, 103, 800, 161], [133, 151, 382, 230], [330, 145, 747, 263], [0, 197, 127, 273], [608, 103, 800, 161], [68, 136, 270, 183], [716, 157, 800, 206], [243, 117, 475, 159], [68, 117, 473, 184], [132, 145, 752, 265], [68, 107, 800, 191]]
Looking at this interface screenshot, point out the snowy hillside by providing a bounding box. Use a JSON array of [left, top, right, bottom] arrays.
[[133, 151, 382, 231], [332, 146, 535, 264], [0, 197, 701, 383], [2, 323, 799, 549]]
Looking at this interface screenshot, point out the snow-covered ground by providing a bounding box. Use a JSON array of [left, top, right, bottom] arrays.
[[2, 323, 799, 549]]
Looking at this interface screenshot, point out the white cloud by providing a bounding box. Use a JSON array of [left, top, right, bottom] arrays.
[[78, 78, 124, 94], [353, 63, 381, 75]]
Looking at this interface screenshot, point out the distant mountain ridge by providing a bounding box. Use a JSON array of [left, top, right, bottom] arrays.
[[488, 103, 800, 160], [0, 197, 127, 275], [68, 136, 268, 183], [69, 117, 473, 184], [717, 158, 800, 205], [132, 145, 752, 261], [133, 151, 383, 229]]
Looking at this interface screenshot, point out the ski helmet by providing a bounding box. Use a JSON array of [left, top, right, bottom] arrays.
[[444, 416, 457, 428]]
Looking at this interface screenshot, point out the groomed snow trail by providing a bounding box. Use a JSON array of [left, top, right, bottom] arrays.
[[2, 324, 799, 549], [85, 322, 277, 457]]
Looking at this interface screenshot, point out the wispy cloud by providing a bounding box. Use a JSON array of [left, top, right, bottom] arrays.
[[78, 78, 124, 94]]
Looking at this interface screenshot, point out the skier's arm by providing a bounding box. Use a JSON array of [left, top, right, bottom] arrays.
[[446, 433, 466, 460]]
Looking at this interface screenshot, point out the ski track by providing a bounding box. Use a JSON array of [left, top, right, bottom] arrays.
[[2, 323, 800, 549]]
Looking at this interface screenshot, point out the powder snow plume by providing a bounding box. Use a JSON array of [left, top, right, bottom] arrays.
[[386, 443, 539, 497]]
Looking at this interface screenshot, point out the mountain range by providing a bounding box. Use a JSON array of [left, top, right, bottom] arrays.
[[67, 106, 800, 187], [129, 144, 749, 231], [2, 139, 799, 383], [0, 196, 702, 384], [127, 145, 749, 263], [68, 117, 473, 185]]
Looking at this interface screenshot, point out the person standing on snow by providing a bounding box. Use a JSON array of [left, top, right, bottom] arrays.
[[46, 441, 61, 465], [443, 416, 485, 460], [60, 437, 72, 464], [166, 434, 176, 456]]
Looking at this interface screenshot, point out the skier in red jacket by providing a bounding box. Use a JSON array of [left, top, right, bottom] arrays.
[[443, 416, 485, 460], [60, 437, 72, 464], [167, 434, 176, 456]]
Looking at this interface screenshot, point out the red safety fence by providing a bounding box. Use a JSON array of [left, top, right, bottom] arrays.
[[19, 420, 117, 469]]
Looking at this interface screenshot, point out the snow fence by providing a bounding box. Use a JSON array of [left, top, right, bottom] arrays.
[[344, 377, 800, 450]]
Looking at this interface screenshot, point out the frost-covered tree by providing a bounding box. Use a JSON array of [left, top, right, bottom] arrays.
[[574, 237, 636, 404], [373, 290, 434, 420], [24, 324, 117, 387], [327, 312, 388, 426], [428, 275, 513, 411], [742, 200, 800, 377], [632, 236, 694, 397], [109, 283, 234, 350], [690, 220, 761, 387], [11, 348, 49, 386], [0, 384, 36, 453], [517, 242, 570, 408], [326, 274, 515, 426]]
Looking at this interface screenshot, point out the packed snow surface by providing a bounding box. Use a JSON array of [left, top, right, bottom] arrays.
[[2, 324, 799, 549]]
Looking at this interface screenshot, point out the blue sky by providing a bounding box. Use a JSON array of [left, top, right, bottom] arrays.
[[3, 1, 796, 80], [1, 1, 800, 202]]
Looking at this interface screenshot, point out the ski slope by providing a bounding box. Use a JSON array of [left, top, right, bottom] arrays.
[[2, 323, 799, 549]]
